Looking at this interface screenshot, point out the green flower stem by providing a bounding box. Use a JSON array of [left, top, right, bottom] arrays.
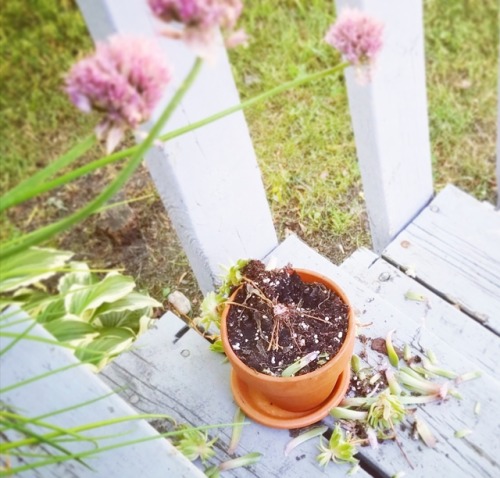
[[0, 62, 348, 209], [3, 422, 239, 475], [1, 411, 97, 447], [0, 362, 83, 394], [0, 135, 95, 213], [2, 145, 133, 213], [0, 331, 112, 362], [0, 58, 203, 261], [0, 413, 174, 453], [157, 62, 349, 143], [0, 320, 38, 359], [0, 418, 91, 470]]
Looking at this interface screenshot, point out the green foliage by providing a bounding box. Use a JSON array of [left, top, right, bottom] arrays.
[[316, 424, 358, 467], [173, 426, 218, 463], [367, 390, 406, 432], [199, 259, 250, 332], [1, 249, 161, 370]]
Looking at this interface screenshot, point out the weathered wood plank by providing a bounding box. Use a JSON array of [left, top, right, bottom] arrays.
[[383, 184, 500, 334], [76, 0, 278, 293], [334, 0, 434, 252], [341, 247, 500, 380], [268, 235, 500, 477], [0, 311, 205, 478], [101, 312, 372, 477]]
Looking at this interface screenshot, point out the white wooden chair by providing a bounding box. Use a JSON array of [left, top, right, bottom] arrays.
[[4, 0, 499, 476]]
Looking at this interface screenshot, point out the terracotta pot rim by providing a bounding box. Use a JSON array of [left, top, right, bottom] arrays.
[[220, 268, 355, 383]]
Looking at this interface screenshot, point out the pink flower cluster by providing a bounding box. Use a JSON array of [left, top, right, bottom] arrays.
[[65, 35, 172, 152], [148, 0, 246, 55], [325, 8, 383, 79]]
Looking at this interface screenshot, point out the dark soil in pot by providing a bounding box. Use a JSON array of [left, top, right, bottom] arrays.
[[226, 260, 350, 376]]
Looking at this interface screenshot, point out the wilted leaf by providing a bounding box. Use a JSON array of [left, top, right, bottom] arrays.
[[415, 416, 437, 448]]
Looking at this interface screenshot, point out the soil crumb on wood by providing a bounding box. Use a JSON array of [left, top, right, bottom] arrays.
[[226, 260, 349, 376]]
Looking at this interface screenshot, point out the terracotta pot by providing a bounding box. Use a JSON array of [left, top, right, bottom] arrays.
[[220, 269, 355, 429]]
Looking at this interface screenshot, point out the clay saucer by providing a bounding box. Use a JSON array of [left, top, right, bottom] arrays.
[[230, 366, 350, 429]]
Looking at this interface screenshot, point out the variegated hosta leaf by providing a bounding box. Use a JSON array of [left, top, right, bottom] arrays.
[[28, 296, 66, 323], [44, 319, 99, 345], [95, 292, 162, 315], [75, 327, 136, 370], [0, 247, 73, 293], [58, 261, 95, 295], [64, 272, 135, 317], [95, 308, 152, 335]]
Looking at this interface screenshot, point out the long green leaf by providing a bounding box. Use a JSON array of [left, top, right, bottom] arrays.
[[0, 320, 38, 359], [0, 58, 203, 261], [0, 135, 95, 212], [0, 362, 82, 394], [0, 63, 347, 223], [2, 422, 239, 476]]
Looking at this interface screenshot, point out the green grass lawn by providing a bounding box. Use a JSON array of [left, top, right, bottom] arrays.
[[1, 0, 498, 299]]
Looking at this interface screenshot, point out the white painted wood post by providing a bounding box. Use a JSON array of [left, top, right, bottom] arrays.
[[334, 0, 434, 252], [76, 0, 278, 293]]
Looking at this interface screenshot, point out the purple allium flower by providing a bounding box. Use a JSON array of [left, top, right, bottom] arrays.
[[65, 35, 172, 152], [148, 0, 245, 56], [325, 9, 383, 81]]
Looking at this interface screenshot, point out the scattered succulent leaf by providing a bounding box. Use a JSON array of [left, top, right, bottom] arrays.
[[392, 472, 406, 478], [227, 407, 246, 454], [284, 426, 327, 456], [415, 417, 437, 448], [366, 427, 379, 450], [204, 465, 220, 478], [474, 402, 481, 415], [330, 407, 368, 421], [369, 372, 382, 385], [351, 354, 361, 374], [404, 290, 426, 302], [282, 351, 319, 377], [174, 427, 217, 463], [386, 330, 399, 368], [421, 357, 458, 379], [316, 424, 358, 468], [454, 428, 472, 438], [218, 452, 262, 471], [367, 390, 406, 431], [348, 464, 361, 475], [385, 368, 401, 396], [209, 338, 224, 354], [403, 344, 412, 362], [455, 370, 482, 384], [426, 349, 438, 365]]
